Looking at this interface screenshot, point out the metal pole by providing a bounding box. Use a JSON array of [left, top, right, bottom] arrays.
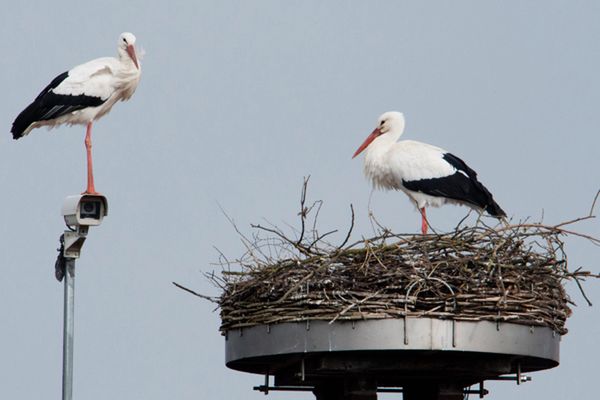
[[62, 259, 75, 400]]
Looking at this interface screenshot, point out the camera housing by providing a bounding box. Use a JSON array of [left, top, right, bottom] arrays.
[[61, 194, 108, 227]]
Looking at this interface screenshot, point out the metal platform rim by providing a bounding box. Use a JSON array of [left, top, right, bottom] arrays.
[[226, 317, 560, 373]]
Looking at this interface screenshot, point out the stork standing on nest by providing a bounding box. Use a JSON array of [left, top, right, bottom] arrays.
[[352, 111, 506, 234], [11, 32, 141, 194]]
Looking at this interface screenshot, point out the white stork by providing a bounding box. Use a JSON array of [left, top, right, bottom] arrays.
[[352, 111, 505, 234], [11, 32, 141, 194]]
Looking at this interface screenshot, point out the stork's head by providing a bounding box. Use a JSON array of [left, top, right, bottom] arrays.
[[377, 111, 405, 134], [352, 111, 405, 158], [118, 32, 139, 69]]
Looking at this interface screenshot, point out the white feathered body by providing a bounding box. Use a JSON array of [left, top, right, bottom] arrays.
[[364, 136, 458, 209]]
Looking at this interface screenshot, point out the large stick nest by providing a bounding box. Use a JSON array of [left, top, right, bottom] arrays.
[[184, 181, 599, 336]]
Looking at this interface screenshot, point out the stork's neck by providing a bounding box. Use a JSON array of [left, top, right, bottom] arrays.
[[362, 126, 404, 186], [117, 48, 141, 71], [366, 126, 403, 156]]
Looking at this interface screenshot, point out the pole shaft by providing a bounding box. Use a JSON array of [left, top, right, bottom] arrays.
[[62, 259, 75, 400]]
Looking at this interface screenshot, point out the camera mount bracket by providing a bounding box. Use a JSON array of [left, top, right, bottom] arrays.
[[63, 226, 89, 260]]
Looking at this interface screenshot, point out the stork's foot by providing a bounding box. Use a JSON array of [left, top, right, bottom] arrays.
[[81, 184, 100, 195]]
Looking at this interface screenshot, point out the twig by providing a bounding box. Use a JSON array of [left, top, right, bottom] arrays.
[[296, 176, 310, 246], [337, 204, 355, 250], [573, 275, 593, 306], [589, 189, 600, 217], [172, 282, 217, 303]]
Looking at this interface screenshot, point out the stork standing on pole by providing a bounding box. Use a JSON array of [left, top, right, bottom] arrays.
[[11, 32, 141, 194], [352, 111, 505, 234]]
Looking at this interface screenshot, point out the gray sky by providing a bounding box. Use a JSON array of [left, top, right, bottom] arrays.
[[1, 1, 598, 399]]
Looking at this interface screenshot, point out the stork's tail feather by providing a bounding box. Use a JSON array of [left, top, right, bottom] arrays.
[[485, 200, 506, 219], [11, 114, 31, 139], [466, 177, 506, 219], [11, 70, 71, 140]]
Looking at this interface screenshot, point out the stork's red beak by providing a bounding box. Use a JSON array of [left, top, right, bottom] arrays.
[[126, 44, 139, 69], [352, 128, 382, 159]]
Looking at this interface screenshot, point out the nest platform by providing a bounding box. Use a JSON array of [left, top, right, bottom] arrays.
[[196, 200, 598, 398], [226, 318, 558, 391]]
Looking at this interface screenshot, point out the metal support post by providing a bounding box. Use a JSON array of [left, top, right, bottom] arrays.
[[62, 259, 76, 400], [56, 193, 107, 400]]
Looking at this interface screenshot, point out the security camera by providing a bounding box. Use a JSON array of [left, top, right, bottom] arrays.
[[61, 194, 108, 227]]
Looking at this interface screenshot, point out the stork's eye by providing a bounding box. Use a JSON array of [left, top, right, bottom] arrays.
[[123, 38, 127, 43]]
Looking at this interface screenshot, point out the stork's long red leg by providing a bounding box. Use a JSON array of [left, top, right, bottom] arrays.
[[83, 122, 98, 194], [420, 207, 428, 235]]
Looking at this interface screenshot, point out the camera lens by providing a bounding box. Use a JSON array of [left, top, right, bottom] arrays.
[[80, 200, 101, 219]]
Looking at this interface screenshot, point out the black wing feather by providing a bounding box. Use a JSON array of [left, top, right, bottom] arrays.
[[11, 71, 106, 139], [402, 152, 506, 217]]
